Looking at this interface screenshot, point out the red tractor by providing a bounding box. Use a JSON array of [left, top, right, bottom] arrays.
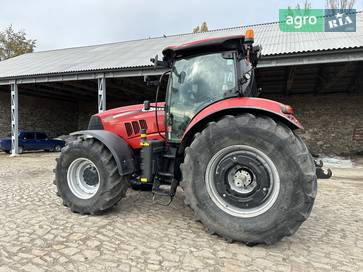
[[55, 30, 319, 245]]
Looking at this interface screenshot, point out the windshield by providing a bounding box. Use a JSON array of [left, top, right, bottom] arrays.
[[167, 52, 236, 142]]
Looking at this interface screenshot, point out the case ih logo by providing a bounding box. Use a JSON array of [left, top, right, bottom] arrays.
[[279, 9, 356, 32]]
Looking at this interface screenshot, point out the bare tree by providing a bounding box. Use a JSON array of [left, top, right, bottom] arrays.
[[288, 0, 312, 16], [296, 0, 312, 10], [325, 0, 356, 9]]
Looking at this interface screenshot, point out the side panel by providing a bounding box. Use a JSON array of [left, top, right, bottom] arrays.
[[182, 97, 303, 142], [98, 107, 165, 150], [70, 130, 135, 176]]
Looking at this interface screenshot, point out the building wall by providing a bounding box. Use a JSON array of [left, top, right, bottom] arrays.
[[0, 92, 78, 138], [1, 91, 362, 156], [264, 93, 363, 156]]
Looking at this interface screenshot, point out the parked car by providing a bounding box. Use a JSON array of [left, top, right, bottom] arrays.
[[0, 131, 65, 154]]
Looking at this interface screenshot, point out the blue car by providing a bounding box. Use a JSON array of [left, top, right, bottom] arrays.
[[0, 131, 65, 154]]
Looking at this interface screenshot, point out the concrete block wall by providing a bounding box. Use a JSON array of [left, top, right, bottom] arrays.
[[0, 92, 79, 138]]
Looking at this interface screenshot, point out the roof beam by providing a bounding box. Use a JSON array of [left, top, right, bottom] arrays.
[[259, 49, 363, 68], [18, 89, 77, 102], [41, 82, 96, 98], [20, 85, 93, 101], [0, 67, 168, 86]]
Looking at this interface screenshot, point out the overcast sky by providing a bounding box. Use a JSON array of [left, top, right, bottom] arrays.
[[0, 0, 361, 51]]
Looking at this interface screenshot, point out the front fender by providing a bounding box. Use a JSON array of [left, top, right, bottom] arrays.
[[70, 130, 135, 176], [181, 97, 303, 144]]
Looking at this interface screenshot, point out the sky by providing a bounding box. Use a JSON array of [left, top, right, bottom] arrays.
[[0, 0, 361, 51]]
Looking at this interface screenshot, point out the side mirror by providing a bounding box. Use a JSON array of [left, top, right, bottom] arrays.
[[143, 100, 150, 111], [150, 54, 169, 68], [250, 45, 263, 68], [150, 54, 159, 69]]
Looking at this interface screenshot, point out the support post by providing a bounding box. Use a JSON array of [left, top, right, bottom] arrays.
[[98, 76, 106, 113], [10, 82, 19, 156]]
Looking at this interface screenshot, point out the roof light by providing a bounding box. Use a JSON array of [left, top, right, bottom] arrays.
[[245, 29, 254, 43]]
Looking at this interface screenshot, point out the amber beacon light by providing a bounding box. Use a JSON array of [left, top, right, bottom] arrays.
[[245, 28, 254, 43]]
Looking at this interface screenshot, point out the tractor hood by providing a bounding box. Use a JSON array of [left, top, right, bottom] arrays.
[[91, 103, 165, 149]]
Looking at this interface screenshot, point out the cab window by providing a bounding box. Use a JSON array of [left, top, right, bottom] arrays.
[[167, 52, 236, 142]]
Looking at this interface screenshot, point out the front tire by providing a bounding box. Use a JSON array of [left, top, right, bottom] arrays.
[[181, 114, 317, 245], [54, 137, 129, 214]]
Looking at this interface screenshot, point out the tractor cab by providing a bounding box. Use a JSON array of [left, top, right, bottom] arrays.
[[152, 31, 262, 142]]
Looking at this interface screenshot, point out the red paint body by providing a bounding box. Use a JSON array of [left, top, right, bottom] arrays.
[[95, 98, 301, 150], [97, 103, 165, 150]]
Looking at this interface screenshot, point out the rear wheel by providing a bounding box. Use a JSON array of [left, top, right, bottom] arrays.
[[54, 137, 129, 214], [181, 114, 317, 245]]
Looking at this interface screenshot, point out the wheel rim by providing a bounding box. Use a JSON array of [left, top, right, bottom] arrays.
[[67, 158, 100, 199], [205, 145, 280, 218]]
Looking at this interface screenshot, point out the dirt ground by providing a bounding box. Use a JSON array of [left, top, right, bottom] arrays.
[[0, 151, 362, 272]]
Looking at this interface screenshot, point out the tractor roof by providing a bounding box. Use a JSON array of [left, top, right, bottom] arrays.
[[162, 35, 245, 60]]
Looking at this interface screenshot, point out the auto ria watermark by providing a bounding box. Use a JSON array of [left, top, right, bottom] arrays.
[[279, 9, 356, 32]]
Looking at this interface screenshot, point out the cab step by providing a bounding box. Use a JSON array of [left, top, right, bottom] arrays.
[[152, 178, 178, 206]]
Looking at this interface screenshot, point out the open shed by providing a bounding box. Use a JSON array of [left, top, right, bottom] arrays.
[[0, 13, 362, 155]]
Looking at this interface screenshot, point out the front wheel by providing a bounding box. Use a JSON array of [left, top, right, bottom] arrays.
[[54, 137, 129, 214], [181, 114, 317, 245]]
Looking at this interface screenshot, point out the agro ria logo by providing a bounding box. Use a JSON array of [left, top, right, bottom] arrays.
[[325, 10, 356, 32]]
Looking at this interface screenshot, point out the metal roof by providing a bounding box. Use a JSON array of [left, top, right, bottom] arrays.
[[0, 12, 362, 83]]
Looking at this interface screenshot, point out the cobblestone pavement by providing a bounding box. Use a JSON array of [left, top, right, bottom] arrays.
[[0, 152, 362, 272]]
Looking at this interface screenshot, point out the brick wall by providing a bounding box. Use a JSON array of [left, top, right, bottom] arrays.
[[0, 92, 79, 138]]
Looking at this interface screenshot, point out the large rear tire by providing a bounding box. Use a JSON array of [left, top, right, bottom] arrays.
[[54, 137, 129, 214], [181, 114, 317, 245]]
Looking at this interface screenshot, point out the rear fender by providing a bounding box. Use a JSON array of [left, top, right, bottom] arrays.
[[181, 98, 303, 149], [70, 130, 135, 176]]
